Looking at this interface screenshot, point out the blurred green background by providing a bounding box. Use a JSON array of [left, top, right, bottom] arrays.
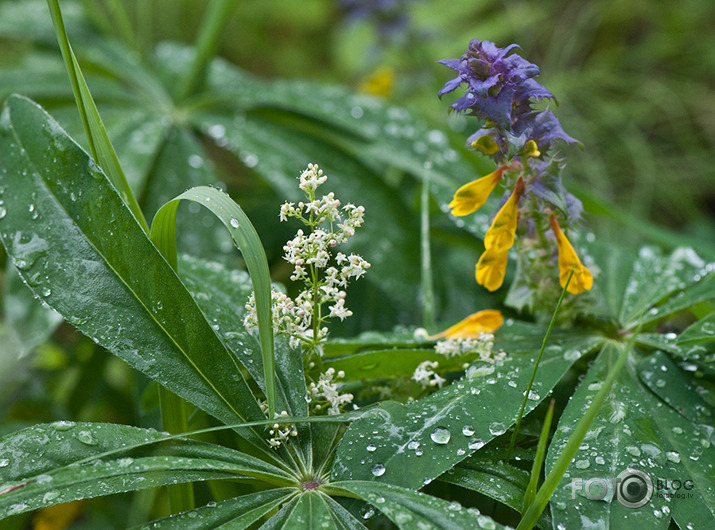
[[143, 0, 715, 230]]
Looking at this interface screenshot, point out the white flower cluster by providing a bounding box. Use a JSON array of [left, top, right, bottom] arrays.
[[412, 360, 446, 389], [308, 368, 355, 415], [268, 410, 298, 449], [244, 164, 370, 354], [434, 332, 495, 360]]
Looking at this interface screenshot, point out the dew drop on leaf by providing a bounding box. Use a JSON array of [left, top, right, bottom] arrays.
[[0, 458, 8, 467], [489, 422, 506, 436], [76, 430, 98, 446], [366, 444, 376, 452], [462, 425, 475, 436], [371, 463, 386, 477], [430, 427, 451, 444], [51, 421, 76, 431], [230, 218, 240, 229], [666, 451, 681, 463]]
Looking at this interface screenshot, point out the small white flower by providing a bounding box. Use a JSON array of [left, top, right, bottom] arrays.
[[412, 360, 446, 389]]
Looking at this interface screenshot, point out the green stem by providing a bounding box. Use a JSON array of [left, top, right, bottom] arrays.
[[507, 266, 575, 458], [517, 341, 632, 530], [176, 0, 239, 101], [158, 386, 195, 513], [420, 172, 436, 331]]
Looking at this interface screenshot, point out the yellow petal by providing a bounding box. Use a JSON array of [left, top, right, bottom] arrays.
[[483, 178, 525, 251], [33, 501, 84, 530], [429, 309, 504, 339], [475, 245, 509, 291], [471, 134, 500, 155], [549, 214, 593, 294], [359, 66, 395, 97], [449, 166, 506, 216]]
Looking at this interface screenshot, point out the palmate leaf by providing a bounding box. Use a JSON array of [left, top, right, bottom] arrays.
[[331, 334, 601, 490], [131, 488, 297, 530], [0, 422, 295, 519], [0, 95, 270, 451], [327, 481, 508, 530], [2, 264, 62, 358], [546, 346, 715, 529]]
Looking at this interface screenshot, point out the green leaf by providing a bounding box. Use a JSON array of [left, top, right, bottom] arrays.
[[619, 247, 707, 327], [546, 346, 715, 529], [134, 488, 297, 530], [331, 335, 598, 489], [150, 185, 275, 418], [328, 480, 509, 529], [0, 95, 267, 443], [642, 272, 715, 327], [2, 264, 62, 358], [0, 422, 296, 519], [678, 311, 715, 344]]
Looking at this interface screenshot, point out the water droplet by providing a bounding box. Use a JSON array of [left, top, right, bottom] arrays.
[[0, 206, 6, 219], [655, 379, 666, 388], [588, 382, 603, 391], [489, 422, 506, 436], [456, 448, 466, 456], [375, 496, 385, 504], [187, 511, 198, 519], [468, 439, 485, 450], [625, 446, 641, 457], [42, 491, 60, 503], [118, 457, 134, 467], [42, 288, 51, 297], [0, 459, 8, 467], [666, 451, 681, 463], [371, 463, 386, 477], [430, 427, 451, 444], [51, 421, 75, 431], [462, 425, 475, 436], [407, 441, 420, 450], [229, 217, 240, 229], [595, 456, 605, 465], [361, 507, 375, 520], [366, 444, 376, 452], [76, 430, 98, 446], [528, 390, 540, 401], [575, 459, 590, 469], [36, 474, 53, 484], [6, 503, 29, 516]]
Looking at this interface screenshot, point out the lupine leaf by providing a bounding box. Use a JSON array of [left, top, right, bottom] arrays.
[[2, 264, 62, 358], [0, 95, 269, 446], [678, 311, 715, 345], [331, 335, 600, 489], [327, 481, 509, 530], [546, 346, 715, 529], [132, 488, 297, 530], [0, 422, 295, 519]]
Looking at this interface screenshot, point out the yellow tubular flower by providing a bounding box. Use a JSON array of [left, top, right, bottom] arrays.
[[549, 214, 593, 294], [449, 165, 507, 216], [429, 309, 503, 339], [475, 245, 509, 291], [483, 178, 525, 251]]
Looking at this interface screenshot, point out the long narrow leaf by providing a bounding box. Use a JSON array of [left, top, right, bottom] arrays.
[[45, 0, 148, 232], [0, 423, 295, 519], [151, 186, 276, 418], [0, 95, 268, 450]]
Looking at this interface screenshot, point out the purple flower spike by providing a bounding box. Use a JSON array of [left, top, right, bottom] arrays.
[[438, 39, 552, 129]]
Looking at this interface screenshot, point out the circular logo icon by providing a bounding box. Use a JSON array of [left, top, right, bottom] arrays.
[[616, 468, 653, 508]]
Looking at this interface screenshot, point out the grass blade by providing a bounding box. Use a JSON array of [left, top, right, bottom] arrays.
[[151, 186, 276, 418], [45, 0, 148, 233], [507, 266, 575, 457], [522, 399, 555, 515], [517, 341, 632, 530]]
